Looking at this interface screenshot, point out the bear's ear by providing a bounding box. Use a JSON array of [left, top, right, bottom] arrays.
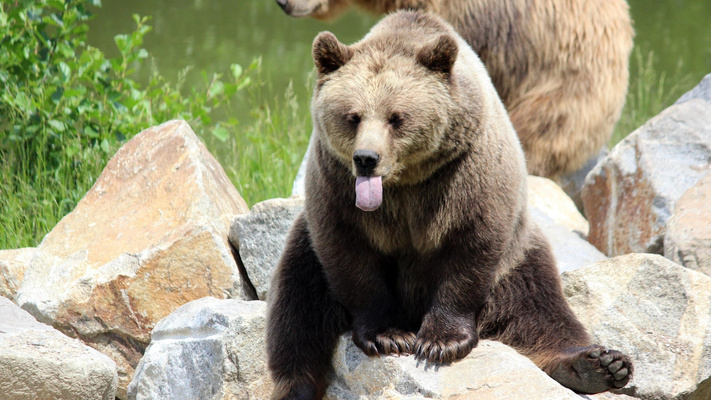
[[416, 34, 458, 75], [313, 32, 353, 75]]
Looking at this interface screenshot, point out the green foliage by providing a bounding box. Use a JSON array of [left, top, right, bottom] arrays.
[[610, 49, 692, 145], [224, 76, 313, 205], [0, 0, 255, 249]]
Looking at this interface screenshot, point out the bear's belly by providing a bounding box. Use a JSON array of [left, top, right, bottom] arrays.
[[359, 210, 446, 255]]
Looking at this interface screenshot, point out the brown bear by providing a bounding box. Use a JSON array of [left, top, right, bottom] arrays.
[[276, 0, 634, 199], [266, 11, 632, 400]]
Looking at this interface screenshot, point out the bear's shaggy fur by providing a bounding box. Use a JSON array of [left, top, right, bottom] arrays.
[[266, 12, 632, 400], [276, 0, 634, 185]]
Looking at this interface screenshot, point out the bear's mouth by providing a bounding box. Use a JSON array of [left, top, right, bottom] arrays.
[[355, 175, 382, 211]]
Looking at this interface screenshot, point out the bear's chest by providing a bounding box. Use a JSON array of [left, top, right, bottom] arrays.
[[356, 195, 447, 255]]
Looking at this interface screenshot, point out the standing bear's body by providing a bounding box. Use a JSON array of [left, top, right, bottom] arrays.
[[266, 11, 632, 400], [277, 0, 634, 192]]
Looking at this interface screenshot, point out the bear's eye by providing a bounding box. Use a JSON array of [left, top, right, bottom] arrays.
[[345, 113, 361, 126], [388, 113, 403, 129]]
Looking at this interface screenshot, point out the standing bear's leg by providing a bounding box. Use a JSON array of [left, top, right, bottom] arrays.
[[479, 228, 633, 393], [266, 214, 349, 400]]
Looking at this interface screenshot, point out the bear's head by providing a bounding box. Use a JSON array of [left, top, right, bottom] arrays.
[[310, 13, 473, 211], [275, 0, 351, 20]]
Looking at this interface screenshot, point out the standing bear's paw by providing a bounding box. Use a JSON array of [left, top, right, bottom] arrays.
[[550, 345, 633, 393]]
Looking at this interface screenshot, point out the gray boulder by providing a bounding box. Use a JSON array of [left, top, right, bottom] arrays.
[[229, 197, 304, 300], [582, 98, 711, 256], [0, 297, 118, 400], [326, 336, 633, 400], [528, 176, 589, 238], [563, 254, 711, 399], [527, 176, 606, 273], [531, 207, 607, 274], [127, 297, 271, 400], [675, 73, 711, 104], [664, 171, 711, 276]]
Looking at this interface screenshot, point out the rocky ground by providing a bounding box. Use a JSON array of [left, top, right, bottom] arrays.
[[1, 73, 710, 400]]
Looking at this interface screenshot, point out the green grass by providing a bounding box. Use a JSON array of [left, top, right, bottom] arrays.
[[610, 48, 693, 145], [210, 73, 313, 206], [0, 140, 113, 249]]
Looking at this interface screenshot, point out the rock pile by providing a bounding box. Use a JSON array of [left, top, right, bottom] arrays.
[[1, 75, 711, 399], [2, 120, 250, 398]]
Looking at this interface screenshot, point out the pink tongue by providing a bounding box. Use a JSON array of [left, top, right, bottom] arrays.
[[355, 176, 383, 211]]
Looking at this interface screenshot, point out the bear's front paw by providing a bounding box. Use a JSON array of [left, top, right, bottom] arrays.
[[352, 327, 417, 357], [550, 346, 633, 393], [414, 318, 478, 363]]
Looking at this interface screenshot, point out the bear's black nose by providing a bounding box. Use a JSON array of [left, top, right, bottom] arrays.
[[275, 0, 289, 12], [353, 149, 380, 175]]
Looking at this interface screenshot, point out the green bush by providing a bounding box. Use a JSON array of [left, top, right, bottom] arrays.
[[0, 0, 255, 248]]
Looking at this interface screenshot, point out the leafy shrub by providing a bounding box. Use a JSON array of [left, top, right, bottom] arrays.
[[0, 0, 254, 248]]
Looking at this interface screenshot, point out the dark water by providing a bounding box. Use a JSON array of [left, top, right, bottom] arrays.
[[87, 0, 711, 135], [87, 0, 377, 115]]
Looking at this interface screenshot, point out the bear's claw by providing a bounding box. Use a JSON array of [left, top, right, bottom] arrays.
[[353, 328, 416, 357]]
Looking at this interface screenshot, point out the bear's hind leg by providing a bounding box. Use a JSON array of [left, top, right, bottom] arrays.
[[267, 214, 349, 400], [480, 229, 633, 393]]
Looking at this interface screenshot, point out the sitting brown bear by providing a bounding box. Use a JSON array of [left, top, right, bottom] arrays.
[[266, 11, 633, 400], [277, 0, 634, 200]]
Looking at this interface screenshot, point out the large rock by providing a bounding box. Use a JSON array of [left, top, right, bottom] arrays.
[[530, 208, 607, 274], [563, 254, 711, 399], [127, 297, 270, 400], [528, 176, 589, 238], [664, 171, 711, 276], [229, 196, 304, 300], [582, 99, 711, 256], [126, 299, 637, 400], [526, 176, 605, 273], [326, 336, 632, 400], [0, 247, 36, 300], [15, 120, 250, 398], [0, 297, 118, 399]]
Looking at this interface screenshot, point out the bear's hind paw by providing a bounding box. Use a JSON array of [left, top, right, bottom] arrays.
[[550, 346, 633, 393]]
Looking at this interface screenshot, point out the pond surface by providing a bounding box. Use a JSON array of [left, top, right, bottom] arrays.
[[87, 0, 711, 142]]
